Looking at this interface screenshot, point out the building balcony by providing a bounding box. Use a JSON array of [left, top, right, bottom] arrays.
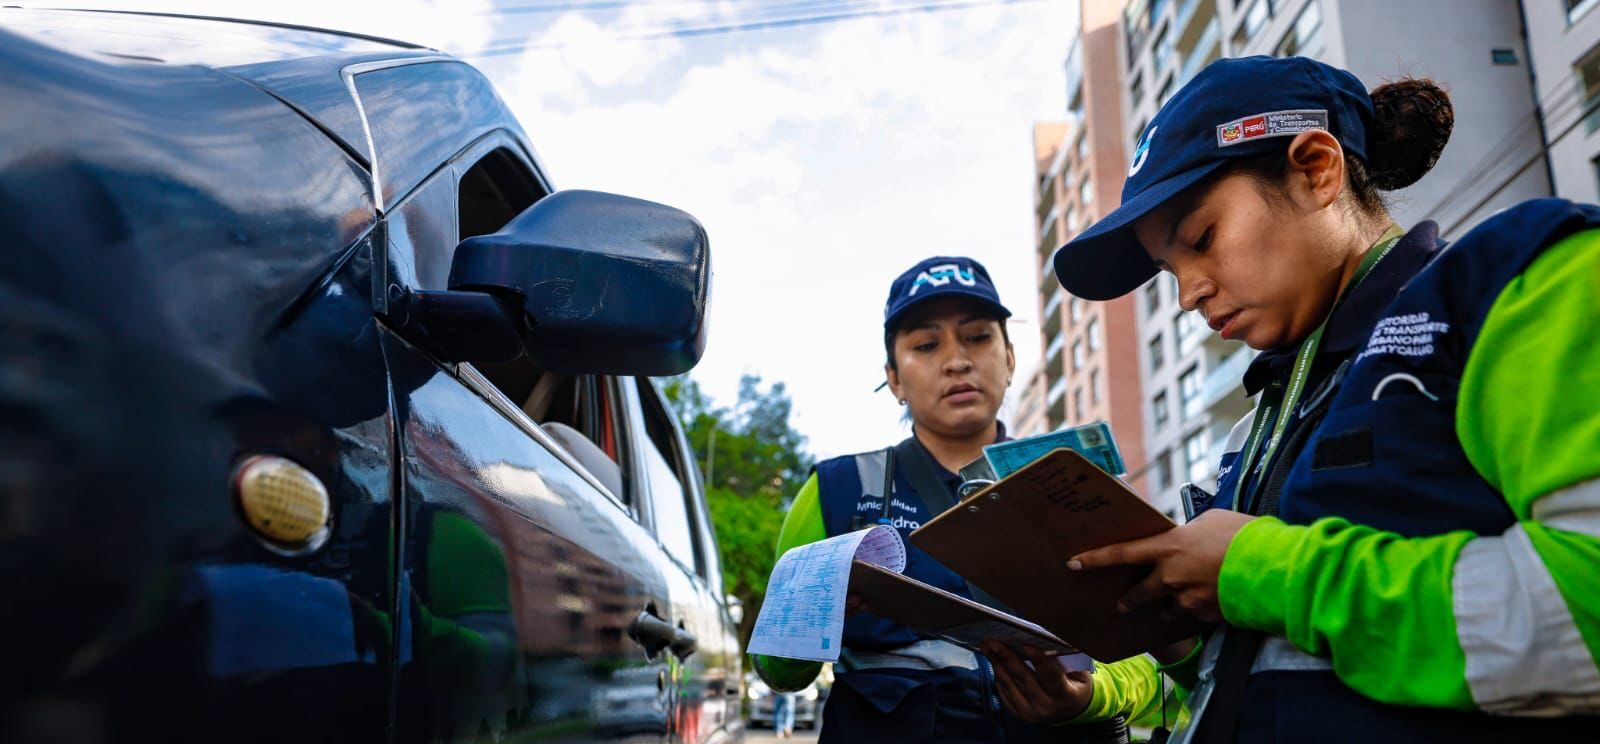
[[1045, 330, 1066, 365], [1046, 376, 1068, 407], [1042, 289, 1063, 324], [1173, 0, 1213, 53], [1039, 260, 1061, 294], [1200, 344, 1254, 411], [1043, 292, 1062, 341], [1178, 16, 1221, 87], [1064, 41, 1083, 114]]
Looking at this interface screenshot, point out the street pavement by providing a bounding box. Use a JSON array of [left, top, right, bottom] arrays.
[[743, 725, 819, 742]]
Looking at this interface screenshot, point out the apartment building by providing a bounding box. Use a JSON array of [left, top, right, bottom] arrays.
[[1116, 0, 1555, 509], [1008, 366, 1051, 439], [1524, 0, 1600, 204], [1029, 0, 1152, 500]]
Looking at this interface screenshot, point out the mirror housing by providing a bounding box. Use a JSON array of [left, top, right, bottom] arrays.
[[448, 189, 711, 376]]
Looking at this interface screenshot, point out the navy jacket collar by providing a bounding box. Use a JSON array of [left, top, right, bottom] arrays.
[[910, 420, 1008, 482], [1243, 222, 1444, 395]]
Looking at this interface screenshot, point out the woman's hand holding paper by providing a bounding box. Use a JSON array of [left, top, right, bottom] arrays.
[[983, 642, 1094, 724]]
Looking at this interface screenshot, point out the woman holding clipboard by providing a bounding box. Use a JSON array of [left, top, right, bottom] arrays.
[[750, 256, 1157, 742], [1028, 55, 1599, 742]]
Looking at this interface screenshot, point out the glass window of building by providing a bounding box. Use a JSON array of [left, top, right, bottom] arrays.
[[1580, 44, 1600, 134], [1087, 317, 1103, 352], [1153, 449, 1173, 492], [1233, 0, 1270, 50], [1144, 277, 1162, 316], [1071, 339, 1086, 371], [1073, 386, 1085, 421], [1090, 368, 1102, 404], [1276, 1, 1323, 57], [1152, 389, 1170, 430], [1179, 364, 1203, 419], [1154, 23, 1173, 70], [1070, 296, 1084, 323], [1076, 131, 1090, 162], [1184, 429, 1211, 483], [1149, 333, 1165, 373], [1131, 118, 1149, 150], [1130, 71, 1145, 107], [1570, 0, 1598, 24], [1156, 75, 1176, 108], [1079, 176, 1094, 207], [1175, 309, 1205, 355]]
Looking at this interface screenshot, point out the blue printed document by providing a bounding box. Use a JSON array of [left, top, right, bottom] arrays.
[[984, 420, 1125, 479]]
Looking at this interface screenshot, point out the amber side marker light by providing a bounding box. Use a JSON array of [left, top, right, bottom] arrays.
[[232, 455, 331, 553]]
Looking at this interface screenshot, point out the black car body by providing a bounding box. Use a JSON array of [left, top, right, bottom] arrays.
[[0, 8, 740, 743]]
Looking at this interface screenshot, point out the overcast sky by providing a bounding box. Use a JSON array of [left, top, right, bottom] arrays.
[[59, 0, 1080, 460]]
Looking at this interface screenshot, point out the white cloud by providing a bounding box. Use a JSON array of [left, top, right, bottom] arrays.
[[494, 1, 1074, 459]]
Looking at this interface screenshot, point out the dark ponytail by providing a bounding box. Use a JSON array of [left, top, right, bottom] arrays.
[[1350, 77, 1455, 209], [1225, 75, 1454, 215]]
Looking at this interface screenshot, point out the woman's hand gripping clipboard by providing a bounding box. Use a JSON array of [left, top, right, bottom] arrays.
[[909, 448, 1206, 661]]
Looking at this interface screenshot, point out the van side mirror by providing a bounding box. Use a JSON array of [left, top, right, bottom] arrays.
[[444, 189, 711, 376]]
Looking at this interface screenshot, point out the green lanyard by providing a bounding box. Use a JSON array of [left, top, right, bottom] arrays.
[[1230, 224, 1406, 511]]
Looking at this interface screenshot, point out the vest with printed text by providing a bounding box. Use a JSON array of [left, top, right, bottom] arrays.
[[1233, 198, 1600, 742]]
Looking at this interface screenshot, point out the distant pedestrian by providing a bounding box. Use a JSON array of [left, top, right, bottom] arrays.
[[772, 690, 796, 738]]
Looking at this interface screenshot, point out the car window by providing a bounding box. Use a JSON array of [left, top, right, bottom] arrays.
[[469, 358, 630, 505], [675, 420, 723, 594], [458, 146, 542, 240], [631, 377, 705, 576]]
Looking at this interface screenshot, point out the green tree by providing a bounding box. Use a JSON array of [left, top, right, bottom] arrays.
[[662, 374, 813, 645]]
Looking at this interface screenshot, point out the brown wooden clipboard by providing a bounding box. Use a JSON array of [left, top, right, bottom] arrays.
[[909, 448, 1204, 661]]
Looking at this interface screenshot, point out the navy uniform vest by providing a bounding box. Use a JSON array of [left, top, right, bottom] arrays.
[[1229, 199, 1600, 742], [811, 436, 1096, 743]]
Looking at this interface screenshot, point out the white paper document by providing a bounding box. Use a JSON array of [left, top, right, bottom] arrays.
[[747, 525, 906, 662]]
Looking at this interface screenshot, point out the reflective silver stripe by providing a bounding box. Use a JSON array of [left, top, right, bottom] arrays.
[[1166, 626, 1229, 744], [1454, 521, 1600, 715], [1249, 635, 1332, 673], [854, 450, 888, 503], [1223, 409, 1256, 454], [839, 639, 980, 673], [1531, 478, 1600, 537]]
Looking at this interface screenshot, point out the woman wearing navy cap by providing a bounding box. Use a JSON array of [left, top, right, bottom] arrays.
[[749, 256, 1134, 742], [999, 54, 1600, 742]]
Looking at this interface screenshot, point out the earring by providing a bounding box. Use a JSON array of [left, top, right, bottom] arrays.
[[898, 399, 907, 406]]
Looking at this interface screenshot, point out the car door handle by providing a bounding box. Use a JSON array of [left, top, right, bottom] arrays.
[[669, 624, 697, 661], [628, 607, 675, 659]]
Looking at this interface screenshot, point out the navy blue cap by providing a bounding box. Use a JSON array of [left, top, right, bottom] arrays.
[[1052, 55, 1375, 301], [883, 256, 1012, 331]]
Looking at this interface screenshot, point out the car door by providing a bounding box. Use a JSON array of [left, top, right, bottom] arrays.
[[619, 378, 741, 743], [384, 341, 679, 743]]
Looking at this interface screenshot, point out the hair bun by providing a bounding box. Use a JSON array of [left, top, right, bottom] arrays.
[[1366, 78, 1454, 191]]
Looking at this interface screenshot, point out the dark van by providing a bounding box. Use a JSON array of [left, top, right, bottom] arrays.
[[0, 8, 742, 743]]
